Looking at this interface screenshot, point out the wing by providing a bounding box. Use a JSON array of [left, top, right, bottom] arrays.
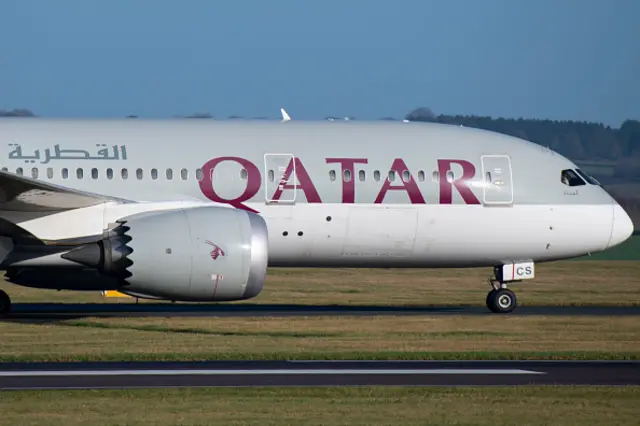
[[0, 170, 132, 213], [0, 171, 133, 245]]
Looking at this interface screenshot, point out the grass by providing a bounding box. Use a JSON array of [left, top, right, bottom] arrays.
[[574, 236, 640, 260], [2, 260, 640, 307], [1, 387, 639, 426], [0, 260, 638, 362], [1, 261, 638, 424], [1, 315, 638, 362]]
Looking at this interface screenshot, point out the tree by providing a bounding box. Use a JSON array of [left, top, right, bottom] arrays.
[[559, 133, 585, 159], [404, 107, 436, 122], [185, 113, 213, 118], [619, 120, 640, 156], [0, 108, 36, 117]]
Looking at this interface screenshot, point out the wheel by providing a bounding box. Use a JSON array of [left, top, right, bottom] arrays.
[[487, 288, 516, 314], [0, 290, 11, 317], [486, 289, 497, 311]]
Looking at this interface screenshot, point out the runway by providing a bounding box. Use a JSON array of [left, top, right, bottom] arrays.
[[1, 361, 638, 390], [3, 302, 640, 322]]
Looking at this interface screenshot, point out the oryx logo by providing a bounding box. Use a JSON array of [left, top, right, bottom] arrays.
[[204, 240, 225, 260]]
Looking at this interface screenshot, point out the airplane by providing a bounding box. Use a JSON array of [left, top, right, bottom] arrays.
[[0, 117, 634, 316]]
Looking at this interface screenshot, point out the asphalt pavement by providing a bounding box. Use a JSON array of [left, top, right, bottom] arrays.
[[1, 360, 638, 389]]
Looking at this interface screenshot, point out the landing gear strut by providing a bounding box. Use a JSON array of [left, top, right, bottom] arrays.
[[0, 290, 11, 317], [486, 266, 518, 314]]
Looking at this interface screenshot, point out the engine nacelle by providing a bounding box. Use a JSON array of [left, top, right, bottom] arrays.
[[62, 206, 269, 302]]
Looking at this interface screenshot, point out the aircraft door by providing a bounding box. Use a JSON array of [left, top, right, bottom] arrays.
[[480, 155, 514, 205], [264, 153, 297, 204]]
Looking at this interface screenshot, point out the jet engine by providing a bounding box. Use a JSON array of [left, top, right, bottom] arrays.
[[59, 206, 269, 301]]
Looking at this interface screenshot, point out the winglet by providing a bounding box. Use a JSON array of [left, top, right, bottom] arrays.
[[280, 108, 291, 122]]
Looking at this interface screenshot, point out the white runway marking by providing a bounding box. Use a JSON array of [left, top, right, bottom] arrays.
[[0, 368, 545, 377]]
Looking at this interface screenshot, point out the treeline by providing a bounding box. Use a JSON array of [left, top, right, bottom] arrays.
[[0, 108, 36, 117], [404, 107, 640, 165]]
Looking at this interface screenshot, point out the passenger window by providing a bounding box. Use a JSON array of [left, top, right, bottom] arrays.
[[240, 169, 247, 180], [358, 170, 365, 181], [343, 169, 352, 182], [196, 168, 203, 181], [402, 170, 411, 183], [16, 167, 23, 176], [91, 168, 98, 179], [432, 171, 439, 182], [181, 168, 188, 180], [47, 168, 53, 179], [31, 168, 39, 179], [106, 168, 113, 180], [151, 169, 158, 180], [417, 170, 425, 182], [136, 168, 143, 180], [76, 168, 83, 179], [388, 171, 395, 182], [446, 170, 454, 183], [121, 168, 128, 180], [373, 170, 381, 181], [329, 170, 336, 182], [166, 169, 173, 180], [485, 172, 492, 184], [561, 169, 586, 187], [268, 170, 275, 182], [61, 168, 68, 179]]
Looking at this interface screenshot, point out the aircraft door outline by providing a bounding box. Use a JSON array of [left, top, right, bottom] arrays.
[[480, 154, 514, 205], [264, 153, 297, 204]]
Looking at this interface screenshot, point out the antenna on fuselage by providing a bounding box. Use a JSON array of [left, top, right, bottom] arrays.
[[280, 108, 292, 122]]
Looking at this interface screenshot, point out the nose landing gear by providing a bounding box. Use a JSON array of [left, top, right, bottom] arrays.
[[485, 263, 530, 314]]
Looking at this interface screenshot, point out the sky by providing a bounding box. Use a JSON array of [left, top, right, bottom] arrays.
[[1, 0, 639, 126]]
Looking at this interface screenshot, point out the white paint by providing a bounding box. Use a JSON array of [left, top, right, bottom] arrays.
[[10, 200, 616, 267], [502, 261, 535, 281], [0, 118, 634, 305], [13, 200, 218, 240], [0, 368, 545, 377], [610, 203, 635, 248], [257, 202, 615, 267]]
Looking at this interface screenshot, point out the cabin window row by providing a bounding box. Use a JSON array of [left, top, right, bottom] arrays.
[[4, 166, 456, 184], [266, 169, 454, 184], [324, 169, 455, 184], [2, 167, 206, 181]]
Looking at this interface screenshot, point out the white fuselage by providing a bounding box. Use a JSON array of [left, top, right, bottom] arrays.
[[0, 119, 633, 269]]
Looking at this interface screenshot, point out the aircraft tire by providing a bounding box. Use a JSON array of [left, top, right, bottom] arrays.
[[487, 288, 516, 314], [486, 289, 497, 311], [0, 290, 11, 317]]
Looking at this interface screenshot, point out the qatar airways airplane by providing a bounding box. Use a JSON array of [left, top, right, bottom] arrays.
[[0, 117, 633, 316]]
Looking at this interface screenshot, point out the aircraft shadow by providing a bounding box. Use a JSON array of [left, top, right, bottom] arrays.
[[2, 302, 639, 323]]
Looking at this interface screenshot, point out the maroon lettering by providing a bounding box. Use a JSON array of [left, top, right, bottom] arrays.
[[198, 156, 480, 209], [438, 159, 480, 204], [271, 158, 322, 203], [199, 157, 261, 213], [374, 158, 426, 204], [325, 158, 368, 203]]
